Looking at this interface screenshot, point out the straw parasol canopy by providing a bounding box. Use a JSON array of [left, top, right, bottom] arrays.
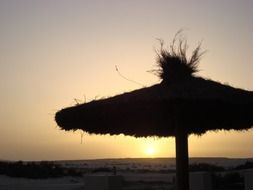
[[55, 78, 253, 137], [55, 43, 253, 137], [55, 35, 253, 190]]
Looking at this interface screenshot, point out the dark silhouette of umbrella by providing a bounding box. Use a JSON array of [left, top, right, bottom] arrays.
[[55, 36, 253, 190]]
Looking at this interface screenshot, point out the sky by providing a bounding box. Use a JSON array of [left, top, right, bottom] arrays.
[[0, 0, 253, 161]]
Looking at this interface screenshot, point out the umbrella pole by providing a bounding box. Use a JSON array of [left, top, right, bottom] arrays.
[[175, 127, 189, 190]]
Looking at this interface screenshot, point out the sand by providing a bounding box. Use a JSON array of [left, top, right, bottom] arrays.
[[1, 158, 251, 190], [0, 175, 84, 190]]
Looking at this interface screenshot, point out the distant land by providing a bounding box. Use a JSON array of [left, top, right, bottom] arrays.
[[3, 157, 253, 170], [52, 157, 253, 170]]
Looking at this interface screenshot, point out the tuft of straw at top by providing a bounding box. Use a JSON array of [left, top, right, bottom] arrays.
[[155, 31, 205, 83]]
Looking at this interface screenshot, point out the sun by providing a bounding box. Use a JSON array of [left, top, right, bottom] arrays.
[[142, 138, 161, 157], [145, 146, 155, 157]]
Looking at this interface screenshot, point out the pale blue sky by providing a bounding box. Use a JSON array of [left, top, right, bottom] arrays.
[[0, 0, 253, 160]]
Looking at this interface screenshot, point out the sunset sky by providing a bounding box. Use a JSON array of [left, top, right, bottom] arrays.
[[0, 0, 253, 161]]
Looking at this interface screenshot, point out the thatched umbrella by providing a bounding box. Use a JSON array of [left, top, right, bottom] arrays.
[[55, 37, 253, 190]]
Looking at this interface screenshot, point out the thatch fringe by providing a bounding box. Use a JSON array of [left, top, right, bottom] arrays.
[[155, 31, 205, 83]]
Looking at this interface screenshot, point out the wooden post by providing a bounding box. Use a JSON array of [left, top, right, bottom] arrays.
[[175, 127, 189, 190]]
